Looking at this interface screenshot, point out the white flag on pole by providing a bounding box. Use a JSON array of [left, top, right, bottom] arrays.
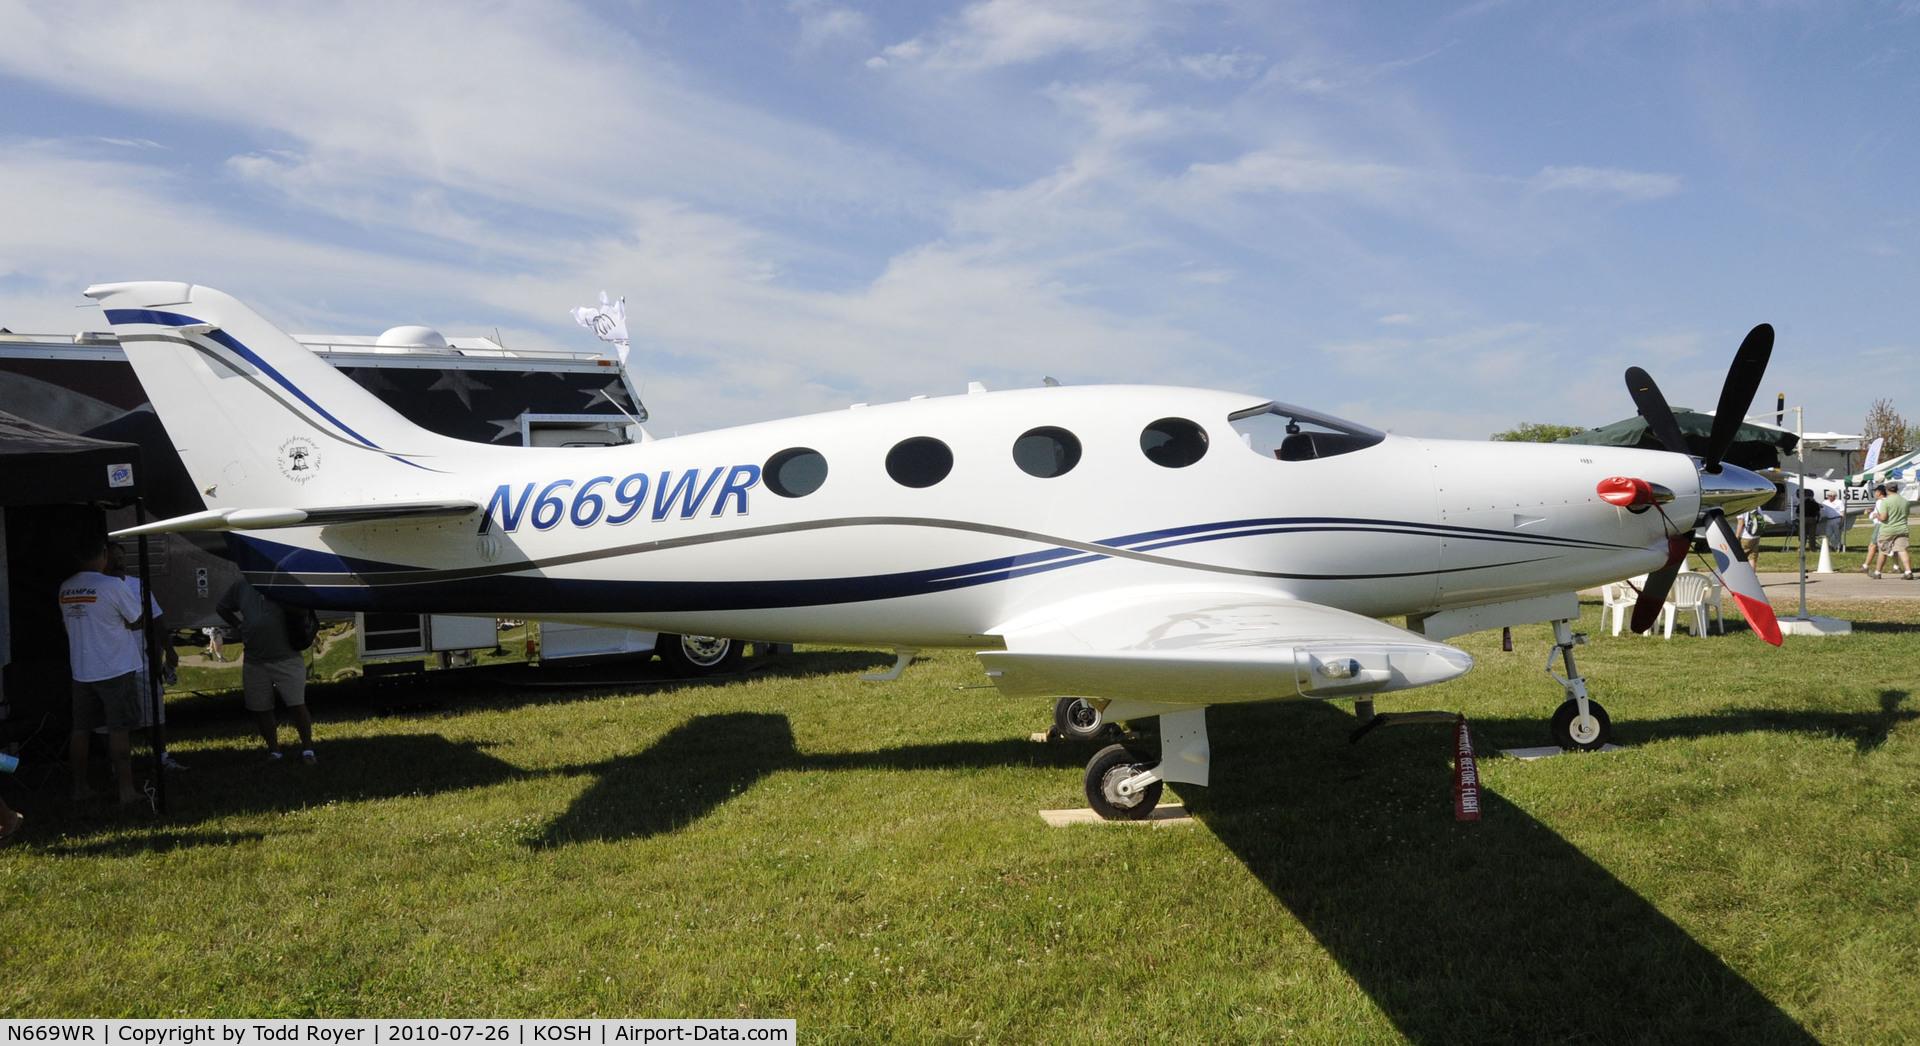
[[570, 291, 630, 366], [1863, 436, 1884, 475]]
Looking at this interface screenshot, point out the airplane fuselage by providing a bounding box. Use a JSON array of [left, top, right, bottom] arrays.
[[228, 384, 1696, 646]]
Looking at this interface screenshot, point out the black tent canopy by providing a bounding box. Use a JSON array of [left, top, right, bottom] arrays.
[[0, 409, 167, 808], [1559, 408, 1799, 471], [0, 410, 143, 504]]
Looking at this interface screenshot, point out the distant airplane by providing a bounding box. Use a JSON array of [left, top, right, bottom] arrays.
[[91, 282, 1780, 819]]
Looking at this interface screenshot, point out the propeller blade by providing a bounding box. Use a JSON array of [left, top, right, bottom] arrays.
[[1703, 323, 1774, 473], [1625, 366, 1691, 457], [1629, 535, 1693, 634], [1705, 509, 1782, 645]]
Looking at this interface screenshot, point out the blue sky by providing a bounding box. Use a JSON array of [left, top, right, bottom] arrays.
[[1, 0, 1915, 439]]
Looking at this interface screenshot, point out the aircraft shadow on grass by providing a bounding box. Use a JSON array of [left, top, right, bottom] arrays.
[[28, 734, 528, 856], [1184, 701, 1824, 1045], [157, 733, 523, 822], [534, 700, 1871, 1044], [532, 711, 1085, 846], [198, 650, 906, 724]]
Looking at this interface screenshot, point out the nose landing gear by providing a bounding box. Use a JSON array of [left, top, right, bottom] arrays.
[[1547, 619, 1611, 751]]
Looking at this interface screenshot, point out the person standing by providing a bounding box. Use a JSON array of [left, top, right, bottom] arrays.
[[1871, 483, 1912, 580], [100, 544, 186, 771], [1739, 508, 1766, 570], [59, 536, 149, 804], [1821, 490, 1847, 550], [215, 576, 317, 763], [1863, 487, 1888, 575]]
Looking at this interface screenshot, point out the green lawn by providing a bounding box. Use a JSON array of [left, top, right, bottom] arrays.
[[2, 601, 1915, 1044]]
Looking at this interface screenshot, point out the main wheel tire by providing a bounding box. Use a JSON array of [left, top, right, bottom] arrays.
[[1084, 743, 1162, 821], [1053, 697, 1112, 741], [1550, 698, 1611, 751], [657, 634, 742, 676]]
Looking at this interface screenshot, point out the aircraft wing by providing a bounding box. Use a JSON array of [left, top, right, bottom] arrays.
[[978, 589, 1473, 707], [110, 500, 479, 538]]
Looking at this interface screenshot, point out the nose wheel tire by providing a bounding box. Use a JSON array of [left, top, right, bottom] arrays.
[[1053, 697, 1113, 741], [1551, 698, 1611, 751], [1084, 744, 1162, 821]]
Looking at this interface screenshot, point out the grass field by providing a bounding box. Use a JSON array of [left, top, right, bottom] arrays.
[[2, 598, 1916, 1044]]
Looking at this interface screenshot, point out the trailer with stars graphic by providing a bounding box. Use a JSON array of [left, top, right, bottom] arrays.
[[0, 322, 686, 667]]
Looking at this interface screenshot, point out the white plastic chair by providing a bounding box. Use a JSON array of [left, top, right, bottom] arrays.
[[1665, 573, 1722, 638], [1601, 574, 1648, 636]]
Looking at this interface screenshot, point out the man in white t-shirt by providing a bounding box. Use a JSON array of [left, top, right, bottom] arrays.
[[97, 543, 185, 772], [59, 536, 150, 805]]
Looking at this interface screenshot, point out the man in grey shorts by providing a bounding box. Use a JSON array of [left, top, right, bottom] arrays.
[[60, 536, 150, 804], [216, 576, 317, 764], [1871, 483, 1913, 580]]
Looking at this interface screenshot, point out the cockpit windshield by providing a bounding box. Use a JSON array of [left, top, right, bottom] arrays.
[[1229, 402, 1385, 461]]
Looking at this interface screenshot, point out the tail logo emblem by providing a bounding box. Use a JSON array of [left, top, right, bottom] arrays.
[[278, 436, 322, 483]]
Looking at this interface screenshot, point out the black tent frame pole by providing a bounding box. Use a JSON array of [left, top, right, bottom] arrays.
[[134, 499, 166, 815]]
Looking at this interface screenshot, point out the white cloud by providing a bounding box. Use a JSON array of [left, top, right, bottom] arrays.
[[1181, 149, 1412, 201], [790, 1, 872, 51], [0, 136, 1211, 433], [1179, 50, 1264, 81], [873, 0, 1163, 70], [0, 0, 935, 234], [1528, 165, 1683, 200]]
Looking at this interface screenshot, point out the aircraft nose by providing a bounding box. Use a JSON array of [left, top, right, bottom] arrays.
[[1700, 462, 1775, 518]]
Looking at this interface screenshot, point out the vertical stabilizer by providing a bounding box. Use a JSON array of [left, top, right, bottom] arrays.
[[85, 282, 467, 508]]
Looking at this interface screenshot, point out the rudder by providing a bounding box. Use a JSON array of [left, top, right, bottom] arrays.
[[86, 281, 466, 508]]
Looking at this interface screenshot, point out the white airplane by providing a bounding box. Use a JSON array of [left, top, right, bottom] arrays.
[[91, 281, 1782, 819]]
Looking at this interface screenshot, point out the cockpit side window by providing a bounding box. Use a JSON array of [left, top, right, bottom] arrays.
[[1229, 403, 1384, 461]]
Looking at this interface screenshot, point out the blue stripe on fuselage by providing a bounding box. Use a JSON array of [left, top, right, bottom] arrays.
[[230, 512, 1612, 613]]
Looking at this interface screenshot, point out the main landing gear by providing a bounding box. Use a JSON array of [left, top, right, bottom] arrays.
[[1085, 744, 1162, 820], [1052, 696, 1117, 742], [1069, 704, 1210, 821], [1547, 619, 1611, 751]]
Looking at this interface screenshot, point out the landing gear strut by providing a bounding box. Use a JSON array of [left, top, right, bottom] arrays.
[[1546, 619, 1611, 751], [1078, 706, 1210, 820]]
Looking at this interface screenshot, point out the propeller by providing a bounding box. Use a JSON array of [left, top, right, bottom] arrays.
[[1704, 324, 1774, 474], [1704, 508, 1782, 645], [1621, 324, 1778, 638], [1624, 366, 1690, 462], [1628, 534, 1692, 635]]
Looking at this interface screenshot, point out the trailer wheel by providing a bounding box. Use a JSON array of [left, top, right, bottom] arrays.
[[657, 634, 743, 676]]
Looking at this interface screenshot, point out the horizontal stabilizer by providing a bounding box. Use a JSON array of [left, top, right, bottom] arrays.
[[111, 500, 478, 538]]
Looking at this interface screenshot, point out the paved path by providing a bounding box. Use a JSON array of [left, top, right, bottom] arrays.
[[1583, 569, 1920, 604], [1755, 569, 1920, 603]]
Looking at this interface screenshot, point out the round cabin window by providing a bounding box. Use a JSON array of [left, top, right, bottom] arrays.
[[764, 447, 828, 498], [886, 437, 954, 488], [1012, 426, 1082, 478], [1140, 417, 1208, 468]]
